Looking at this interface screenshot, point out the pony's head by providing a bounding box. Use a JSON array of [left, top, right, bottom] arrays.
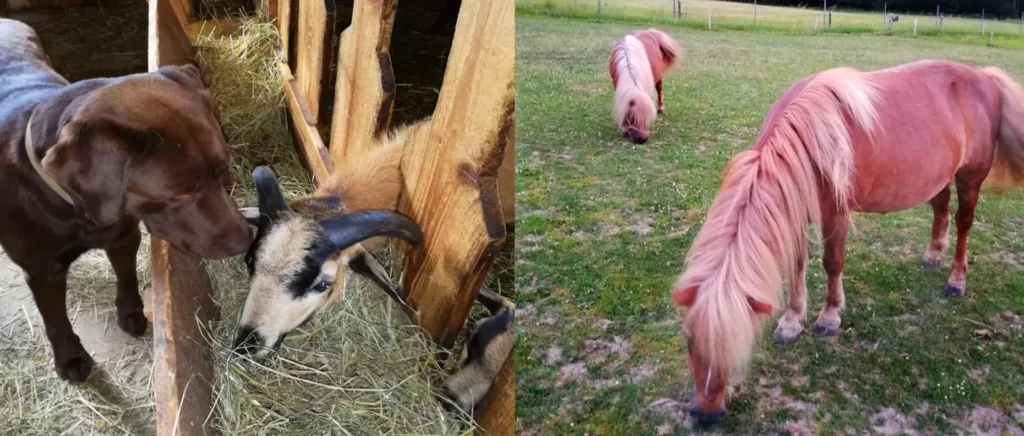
[[674, 282, 773, 422], [234, 166, 422, 358], [615, 90, 656, 144]]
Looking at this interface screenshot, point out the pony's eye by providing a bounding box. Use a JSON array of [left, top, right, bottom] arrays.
[[311, 281, 332, 293]]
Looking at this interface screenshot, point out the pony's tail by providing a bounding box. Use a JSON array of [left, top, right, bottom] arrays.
[[672, 68, 879, 376], [980, 67, 1024, 190], [613, 83, 657, 133], [647, 28, 683, 70]]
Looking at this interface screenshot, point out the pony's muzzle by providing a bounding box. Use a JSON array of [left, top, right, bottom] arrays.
[[626, 128, 647, 144], [689, 391, 727, 422]]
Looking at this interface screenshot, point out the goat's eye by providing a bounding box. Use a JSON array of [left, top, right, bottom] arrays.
[[311, 281, 332, 292]]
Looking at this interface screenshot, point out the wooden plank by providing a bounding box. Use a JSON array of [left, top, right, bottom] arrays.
[[150, 238, 218, 436], [278, 59, 334, 184], [277, 0, 291, 61], [167, 0, 192, 25], [398, 0, 513, 346], [256, 0, 278, 22], [475, 353, 515, 436], [148, 3, 215, 435], [183, 18, 237, 40], [294, 0, 334, 126], [329, 0, 397, 162], [148, 0, 194, 71]]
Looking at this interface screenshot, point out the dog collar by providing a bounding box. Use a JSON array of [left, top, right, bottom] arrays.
[[25, 113, 75, 205]]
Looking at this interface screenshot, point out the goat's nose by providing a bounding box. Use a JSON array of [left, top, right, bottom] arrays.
[[232, 326, 263, 355]]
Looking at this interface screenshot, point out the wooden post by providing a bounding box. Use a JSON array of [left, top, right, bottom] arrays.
[[707, 7, 711, 30], [981, 9, 985, 36], [257, 0, 279, 23], [147, 3, 214, 436], [883, 2, 887, 25], [398, 0, 513, 350], [294, 0, 338, 128], [936, 5, 940, 26], [329, 0, 398, 161], [823, 0, 826, 28], [990, 29, 995, 46], [754, 0, 757, 24], [597, 0, 602, 23], [914, 17, 918, 35], [814, 17, 819, 32]]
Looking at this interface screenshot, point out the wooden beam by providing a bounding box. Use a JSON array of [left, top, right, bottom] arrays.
[[183, 18, 237, 40], [278, 59, 334, 184], [398, 0, 513, 347], [256, 0, 278, 22], [475, 354, 515, 435], [277, 0, 291, 62], [294, 0, 335, 126], [329, 0, 397, 162], [150, 239, 218, 436], [148, 0, 194, 71], [167, 0, 193, 25], [148, 3, 215, 435]]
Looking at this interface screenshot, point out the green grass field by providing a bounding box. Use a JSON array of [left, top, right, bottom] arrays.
[[519, 0, 1024, 49], [515, 14, 1024, 435]]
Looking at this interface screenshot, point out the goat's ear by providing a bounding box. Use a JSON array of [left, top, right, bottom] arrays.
[[747, 297, 773, 315], [238, 207, 261, 226], [252, 166, 290, 216], [673, 285, 698, 307], [289, 195, 344, 221]]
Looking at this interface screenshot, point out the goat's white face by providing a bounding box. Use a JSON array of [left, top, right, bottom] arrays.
[[233, 166, 423, 358], [234, 214, 343, 358]]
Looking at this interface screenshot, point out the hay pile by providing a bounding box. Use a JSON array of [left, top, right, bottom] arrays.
[[194, 18, 475, 434]]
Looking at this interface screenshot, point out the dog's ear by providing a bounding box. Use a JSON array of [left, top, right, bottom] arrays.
[[42, 119, 159, 226], [155, 64, 205, 89]]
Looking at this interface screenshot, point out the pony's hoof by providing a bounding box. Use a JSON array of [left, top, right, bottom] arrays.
[[657, 108, 665, 114], [622, 131, 630, 138], [944, 284, 965, 297], [919, 257, 941, 269], [813, 319, 841, 336], [773, 325, 802, 343]]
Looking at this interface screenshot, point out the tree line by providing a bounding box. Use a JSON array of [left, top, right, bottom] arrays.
[[721, 0, 1022, 18]]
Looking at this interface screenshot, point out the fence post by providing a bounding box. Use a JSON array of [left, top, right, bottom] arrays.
[[883, 2, 887, 25], [597, 0, 601, 23], [754, 0, 757, 24], [814, 17, 819, 32], [981, 9, 985, 36], [990, 29, 995, 46], [707, 7, 711, 30], [823, 0, 826, 28], [936, 5, 939, 26], [914, 17, 918, 35]]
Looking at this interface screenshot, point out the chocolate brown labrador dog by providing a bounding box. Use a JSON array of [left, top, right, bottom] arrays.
[[0, 19, 251, 381]]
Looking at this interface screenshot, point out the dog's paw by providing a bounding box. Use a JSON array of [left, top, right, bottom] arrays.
[[56, 351, 94, 383], [117, 305, 149, 337]]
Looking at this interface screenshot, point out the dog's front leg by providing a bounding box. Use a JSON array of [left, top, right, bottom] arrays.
[[26, 264, 94, 382], [106, 227, 146, 337]]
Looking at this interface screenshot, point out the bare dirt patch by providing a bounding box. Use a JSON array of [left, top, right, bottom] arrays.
[[599, 221, 622, 237], [969, 365, 991, 383], [544, 346, 563, 365], [557, 362, 588, 387], [583, 336, 630, 367], [696, 140, 714, 154], [594, 317, 614, 330], [628, 363, 659, 383], [870, 408, 918, 435], [960, 406, 1024, 436], [629, 215, 655, 236], [783, 418, 816, 435]]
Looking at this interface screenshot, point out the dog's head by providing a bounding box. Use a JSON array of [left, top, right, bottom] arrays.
[[37, 64, 250, 258]]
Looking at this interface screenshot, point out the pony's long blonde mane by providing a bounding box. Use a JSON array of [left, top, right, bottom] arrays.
[[673, 68, 879, 377], [611, 35, 657, 132]]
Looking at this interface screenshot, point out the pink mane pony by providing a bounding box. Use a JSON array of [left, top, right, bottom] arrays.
[[608, 28, 682, 144], [671, 60, 1024, 422]]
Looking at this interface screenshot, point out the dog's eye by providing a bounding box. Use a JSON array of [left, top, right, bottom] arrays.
[[311, 281, 332, 293]]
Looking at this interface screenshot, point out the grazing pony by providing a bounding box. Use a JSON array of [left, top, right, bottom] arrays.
[[608, 28, 682, 144], [671, 60, 1024, 421]]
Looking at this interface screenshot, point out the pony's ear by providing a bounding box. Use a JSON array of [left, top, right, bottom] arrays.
[[673, 285, 698, 307], [747, 297, 773, 315]]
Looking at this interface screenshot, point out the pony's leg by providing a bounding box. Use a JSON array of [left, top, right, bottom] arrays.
[[773, 252, 807, 343], [944, 178, 982, 297], [656, 80, 665, 114], [920, 186, 951, 268], [814, 210, 848, 336]]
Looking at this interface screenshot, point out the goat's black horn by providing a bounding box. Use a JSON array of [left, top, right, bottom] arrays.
[[252, 166, 291, 216], [319, 210, 423, 250]]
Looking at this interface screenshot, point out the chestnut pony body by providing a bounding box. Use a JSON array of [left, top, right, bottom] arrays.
[[671, 60, 1024, 421], [608, 28, 682, 143]]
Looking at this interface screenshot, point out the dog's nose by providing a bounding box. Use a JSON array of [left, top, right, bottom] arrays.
[[232, 326, 263, 355]]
